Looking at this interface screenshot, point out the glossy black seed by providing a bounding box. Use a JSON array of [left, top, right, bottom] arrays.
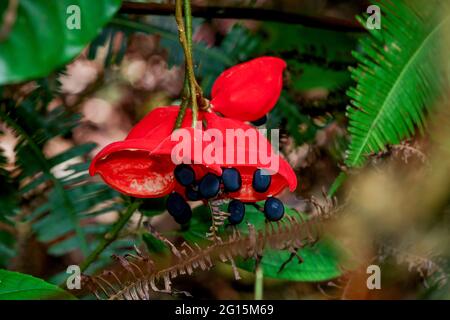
[[174, 211, 192, 224], [252, 169, 271, 193], [251, 115, 267, 126], [222, 168, 242, 192], [228, 200, 245, 225], [198, 173, 221, 199], [174, 164, 195, 186], [185, 185, 201, 201], [264, 197, 284, 221], [166, 192, 192, 224]]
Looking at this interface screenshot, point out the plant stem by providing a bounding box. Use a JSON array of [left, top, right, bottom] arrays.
[[328, 171, 347, 197], [79, 200, 141, 272], [254, 263, 264, 300], [174, 93, 189, 129], [175, 0, 199, 128], [183, 0, 193, 49]]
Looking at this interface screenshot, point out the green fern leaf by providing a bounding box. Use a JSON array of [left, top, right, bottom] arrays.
[[346, 0, 450, 167], [0, 92, 121, 258]]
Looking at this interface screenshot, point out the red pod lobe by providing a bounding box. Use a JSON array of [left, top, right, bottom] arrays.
[[211, 56, 286, 122], [89, 107, 221, 198]]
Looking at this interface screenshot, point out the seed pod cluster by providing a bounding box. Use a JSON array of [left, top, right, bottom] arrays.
[[90, 57, 296, 225]]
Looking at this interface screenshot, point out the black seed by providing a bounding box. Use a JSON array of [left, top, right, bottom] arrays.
[[174, 212, 192, 225], [166, 192, 192, 224], [174, 164, 195, 186], [185, 185, 201, 201], [264, 197, 284, 221], [228, 200, 245, 225], [198, 173, 221, 199], [251, 115, 267, 126], [222, 168, 242, 192], [252, 169, 271, 193]]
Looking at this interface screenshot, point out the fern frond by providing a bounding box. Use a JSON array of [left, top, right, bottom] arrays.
[[346, 0, 450, 167], [0, 91, 120, 257], [84, 213, 323, 300]]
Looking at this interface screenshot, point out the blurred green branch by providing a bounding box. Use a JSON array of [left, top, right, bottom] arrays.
[[80, 200, 141, 272]]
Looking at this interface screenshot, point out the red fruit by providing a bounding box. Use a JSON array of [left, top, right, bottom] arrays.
[[90, 55, 297, 202], [89, 107, 221, 198], [211, 57, 286, 122], [202, 112, 297, 202]]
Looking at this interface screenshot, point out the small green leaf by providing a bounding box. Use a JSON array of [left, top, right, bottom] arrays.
[[0, 0, 122, 84], [0, 269, 76, 300], [235, 204, 343, 282], [237, 241, 342, 282]]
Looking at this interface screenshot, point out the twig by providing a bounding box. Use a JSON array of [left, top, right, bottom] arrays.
[[79, 200, 141, 272], [119, 1, 364, 32]]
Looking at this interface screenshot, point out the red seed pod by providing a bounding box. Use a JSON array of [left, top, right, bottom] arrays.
[[89, 107, 221, 198], [211, 56, 286, 122], [202, 112, 297, 202], [90, 105, 297, 200]]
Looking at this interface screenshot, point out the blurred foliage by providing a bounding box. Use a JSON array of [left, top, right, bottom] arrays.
[[0, 85, 121, 256], [0, 0, 122, 85], [0, 0, 449, 300], [258, 22, 357, 91], [0, 269, 76, 299]]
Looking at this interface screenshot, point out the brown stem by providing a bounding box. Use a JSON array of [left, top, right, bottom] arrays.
[[119, 1, 364, 32]]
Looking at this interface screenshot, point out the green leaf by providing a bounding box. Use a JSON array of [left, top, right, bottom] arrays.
[[0, 0, 122, 85], [235, 204, 343, 282], [238, 241, 342, 282], [345, 0, 450, 167], [0, 269, 76, 300]]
